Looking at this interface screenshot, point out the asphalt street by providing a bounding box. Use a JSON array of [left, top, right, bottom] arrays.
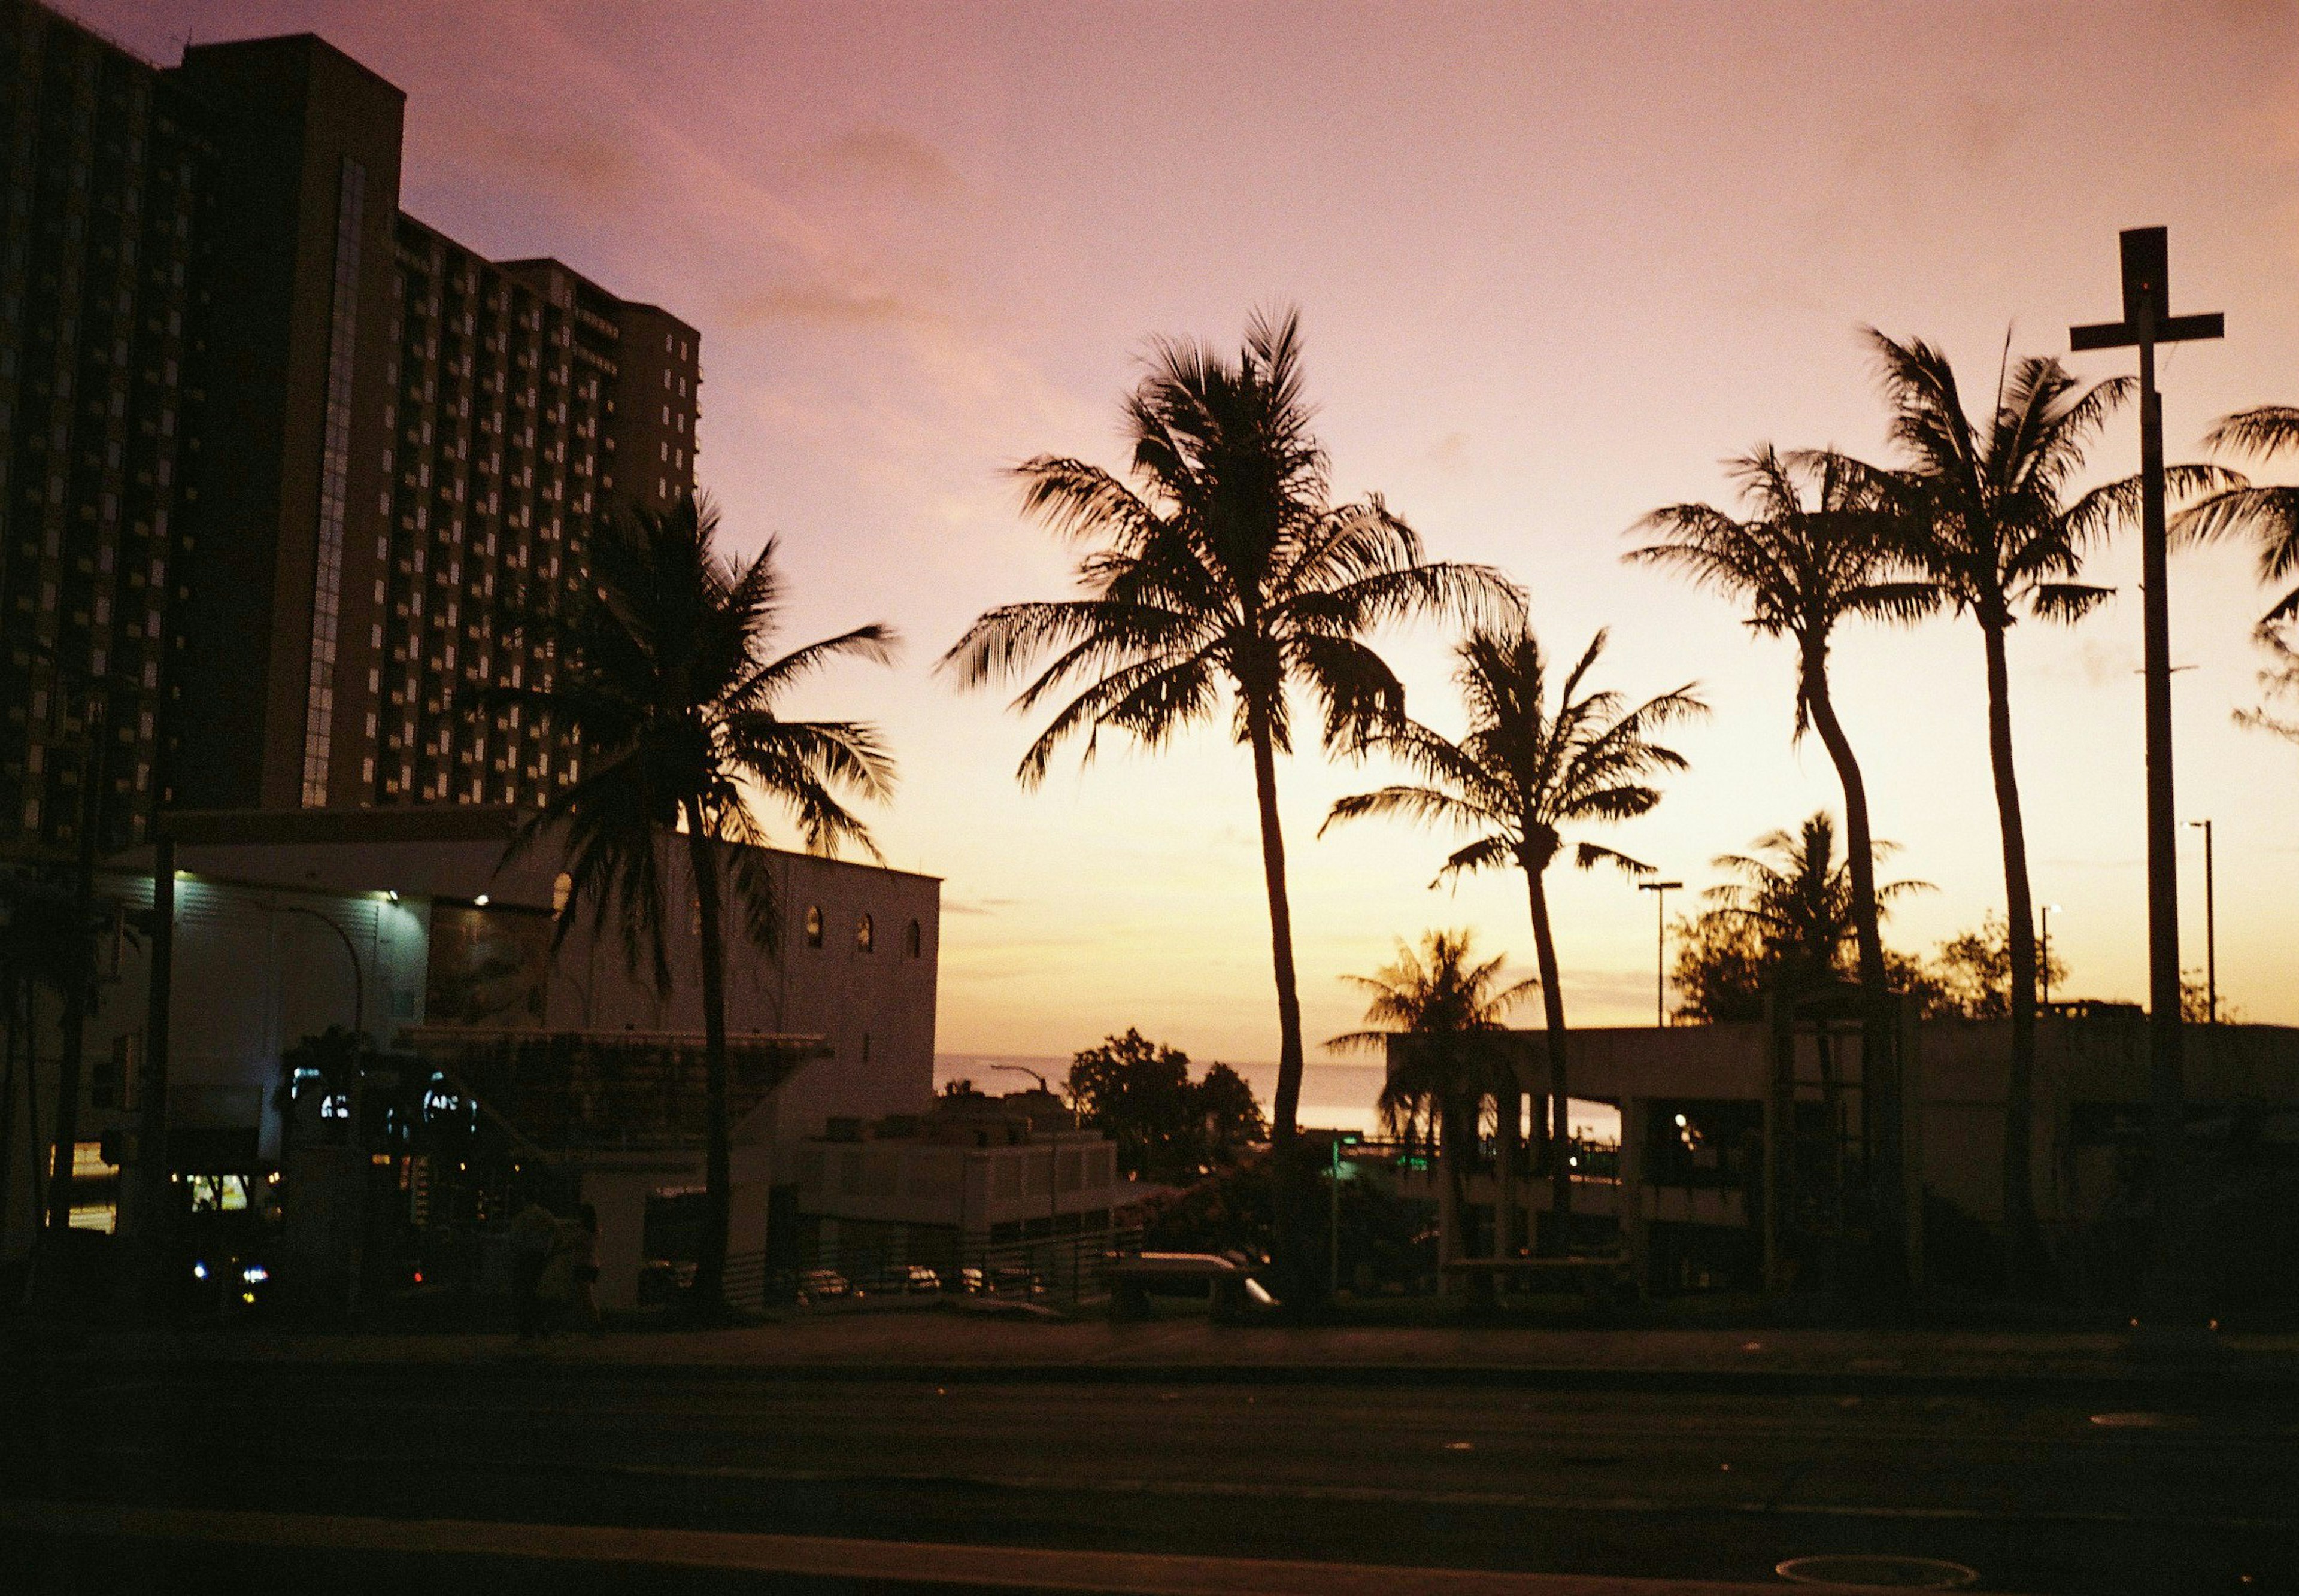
[[10, 1361, 2297, 1594]]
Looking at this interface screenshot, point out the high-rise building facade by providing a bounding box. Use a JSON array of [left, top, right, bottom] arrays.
[[375, 230, 696, 810], [0, 2, 698, 858], [0, 1, 210, 856]]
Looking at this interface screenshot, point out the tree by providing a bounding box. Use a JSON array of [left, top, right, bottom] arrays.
[[1194, 1063, 1269, 1167], [509, 494, 896, 1312], [1324, 626, 1702, 1249], [1630, 447, 1932, 1022], [2176, 406, 2299, 626], [1927, 913, 2067, 1021], [1327, 930, 1534, 1285], [942, 309, 1519, 1284], [1667, 909, 1770, 1024], [1, 868, 81, 1289], [1857, 330, 2133, 1273], [1064, 1030, 1265, 1182]]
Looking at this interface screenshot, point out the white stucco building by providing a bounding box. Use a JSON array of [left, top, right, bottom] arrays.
[[1, 805, 941, 1307]]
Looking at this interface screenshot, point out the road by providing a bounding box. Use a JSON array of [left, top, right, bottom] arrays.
[[8, 1361, 2297, 1594]]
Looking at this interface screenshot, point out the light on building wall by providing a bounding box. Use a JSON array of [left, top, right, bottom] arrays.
[[386, 889, 400, 902], [474, 893, 490, 906]]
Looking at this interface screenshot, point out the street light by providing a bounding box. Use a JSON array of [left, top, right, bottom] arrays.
[[989, 1063, 1063, 1295], [1637, 881, 1683, 1028], [2187, 820, 2216, 1025]]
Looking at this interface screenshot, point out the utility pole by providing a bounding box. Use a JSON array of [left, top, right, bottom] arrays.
[[2071, 225, 2222, 1331], [1638, 880, 1682, 1028], [2040, 904, 2060, 1011], [2187, 820, 2215, 1025], [40, 685, 113, 1286]]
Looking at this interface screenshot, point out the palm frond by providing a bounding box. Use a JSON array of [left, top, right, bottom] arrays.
[[2203, 406, 2299, 461]]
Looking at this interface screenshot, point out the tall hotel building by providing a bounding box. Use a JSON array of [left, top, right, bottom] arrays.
[[0, 2, 698, 860]]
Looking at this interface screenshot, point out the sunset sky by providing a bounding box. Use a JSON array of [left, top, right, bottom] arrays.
[[91, 1, 2299, 1060]]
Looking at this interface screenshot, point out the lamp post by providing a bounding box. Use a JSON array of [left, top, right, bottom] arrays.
[[989, 1063, 1062, 1296], [269, 903, 366, 1041], [1638, 881, 1682, 1028], [2187, 820, 2215, 1025], [2040, 904, 2061, 1012], [2071, 224, 2222, 1331]]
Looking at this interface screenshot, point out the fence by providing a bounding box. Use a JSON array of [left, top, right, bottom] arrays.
[[719, 1225, 1148, 1313]]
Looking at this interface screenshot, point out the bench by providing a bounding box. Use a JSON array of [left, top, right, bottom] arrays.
[[1102, 1252, 1276, 1322]]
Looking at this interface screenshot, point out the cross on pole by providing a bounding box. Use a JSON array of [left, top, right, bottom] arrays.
[[2069, 226, 2221, 1330]]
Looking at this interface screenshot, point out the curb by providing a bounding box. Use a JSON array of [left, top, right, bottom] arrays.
[[54, 1353, 2299, 1403]]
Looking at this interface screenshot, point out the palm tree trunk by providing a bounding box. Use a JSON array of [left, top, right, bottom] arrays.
[[1245, 699, 1313, 1294], [1805, 648, 1906, 1290], [686, 825, 734, 1313], [1246, 706, 1307, 1140], [1803, 653, 1885, 995], [1524, 863, 1572, 1252], [1495, 1074, 1521, 1265], [1433, 1101, 1460, 1294], [1980, 620, 2042, 1280]]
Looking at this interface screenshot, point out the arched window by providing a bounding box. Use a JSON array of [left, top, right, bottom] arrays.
[[803, 905, 823, 949], [855, 913, 874, 954], [905, 919, 922, 959]]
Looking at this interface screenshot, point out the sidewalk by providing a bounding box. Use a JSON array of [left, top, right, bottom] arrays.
[[41, 1307, 2299, 1394]]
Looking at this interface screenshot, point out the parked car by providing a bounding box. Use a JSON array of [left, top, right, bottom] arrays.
[[797, 1269, 853, 1305], [990, 1265, 1046, 1299]]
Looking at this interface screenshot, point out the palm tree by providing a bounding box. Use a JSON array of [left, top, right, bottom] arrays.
[[2176, 406, 2298, 626], [1328, 930, 1535, 1291], [941, 308, 1521, 1278], [1857, 330, 2133, 1271], [1703, 811, 1928, 1254], [1701, 812, 1928, 997], [511, 493, 897, 1310], [1628, 447, 1932, 1015], [1323, 626, 1703, 1249]]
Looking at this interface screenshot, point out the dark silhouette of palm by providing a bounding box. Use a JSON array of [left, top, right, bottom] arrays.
[[511, 494, 896, 1310], [2176, 406, 2299, 624], [1629, 446, 1931, 1015], [1703, 812, 1928, 999], [1323, 626, 1702, 1247], [941, 309, 1521, 1247], [1329, 930, 1534, 1286], [1856, 330, 2131, 1268]]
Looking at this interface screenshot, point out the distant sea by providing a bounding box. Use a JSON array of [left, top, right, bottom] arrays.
[[936, 1054, 1388, 1137]]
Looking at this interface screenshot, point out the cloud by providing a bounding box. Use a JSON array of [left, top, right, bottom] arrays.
[[1427, 431, 1470, 472], [468, 121, 638, 202], [815, 128, 963, 200], [727, 277, 930, 329], [943, 895, 1019, 917]]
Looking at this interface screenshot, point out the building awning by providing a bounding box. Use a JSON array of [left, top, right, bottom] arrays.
[[398, 1027, 826, 1152]]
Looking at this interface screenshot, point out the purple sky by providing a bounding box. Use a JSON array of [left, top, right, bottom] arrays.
[[85, 1, 2299, 1054]]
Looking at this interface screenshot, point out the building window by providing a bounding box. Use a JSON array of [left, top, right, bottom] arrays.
[[855, 914, 874, 954], [552, 872, 572, 914], [301, 157, 367, 807], [803, 905, 823, 949], [905, 920, 921, 959]]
